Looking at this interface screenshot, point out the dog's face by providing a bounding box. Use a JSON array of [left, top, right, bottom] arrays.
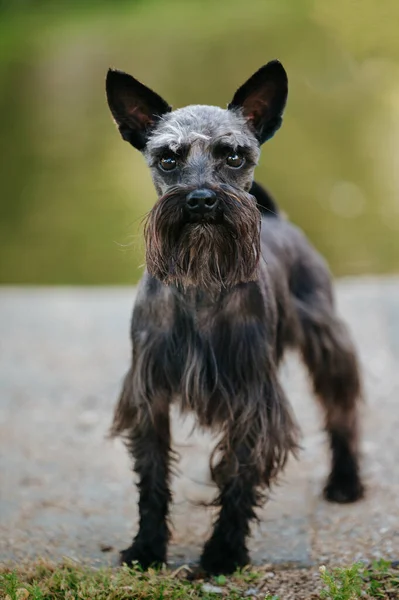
[[106, 61, 288, 292]]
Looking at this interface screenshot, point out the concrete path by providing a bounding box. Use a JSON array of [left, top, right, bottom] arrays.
[[1, 279, 399, 568]]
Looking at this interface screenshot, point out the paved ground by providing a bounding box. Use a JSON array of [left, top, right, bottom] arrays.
[[1, 278, 399, 569]]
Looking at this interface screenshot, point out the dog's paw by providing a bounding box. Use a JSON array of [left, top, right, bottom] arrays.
[[119, 541, 166, 570], [200, 539, 249, 575], [323, 471, 365, 504]]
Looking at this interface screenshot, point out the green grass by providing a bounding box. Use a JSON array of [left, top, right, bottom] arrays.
[[1, 560, 398, 600], [319, 561, 399, 600]]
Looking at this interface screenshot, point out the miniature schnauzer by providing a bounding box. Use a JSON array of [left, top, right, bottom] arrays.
[[105, 60, 364, 575]]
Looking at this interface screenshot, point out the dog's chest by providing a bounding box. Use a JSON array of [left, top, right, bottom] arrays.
[[188, 292, 220, 333]]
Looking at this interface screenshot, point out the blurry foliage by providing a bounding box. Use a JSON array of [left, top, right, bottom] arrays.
[[0, 0, 398, 284]]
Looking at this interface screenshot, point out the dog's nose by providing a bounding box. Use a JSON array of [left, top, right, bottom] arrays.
[[186, 189, 219, 215]]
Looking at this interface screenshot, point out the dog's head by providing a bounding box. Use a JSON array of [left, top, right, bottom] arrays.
[[106, 61, 288, 292]]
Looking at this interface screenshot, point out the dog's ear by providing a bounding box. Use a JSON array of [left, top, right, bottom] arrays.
[[106, 69, 171, 150], [228, 60, 288, 144]]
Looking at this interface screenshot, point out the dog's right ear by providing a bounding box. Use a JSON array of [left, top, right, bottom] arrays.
[[106, 69, 171, 151]]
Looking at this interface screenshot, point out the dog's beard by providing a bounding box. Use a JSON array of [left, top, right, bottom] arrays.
[[144, 185, 261, 293]]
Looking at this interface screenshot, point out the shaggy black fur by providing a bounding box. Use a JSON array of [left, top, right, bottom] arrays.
[[106, 60, 364, 575]]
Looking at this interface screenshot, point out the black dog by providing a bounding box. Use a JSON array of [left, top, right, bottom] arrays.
[[105, 60, 364, 575]]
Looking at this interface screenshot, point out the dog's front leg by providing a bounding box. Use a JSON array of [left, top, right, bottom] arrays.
[[200, 441, 259, 575], [114, 362, 172, 570], [200, 376, 298, 575]]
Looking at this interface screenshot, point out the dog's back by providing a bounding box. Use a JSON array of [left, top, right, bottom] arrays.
[[250, 180, 279, 218]]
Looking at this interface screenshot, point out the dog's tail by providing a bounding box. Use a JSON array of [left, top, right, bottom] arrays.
[[249, 180, 280, 218]]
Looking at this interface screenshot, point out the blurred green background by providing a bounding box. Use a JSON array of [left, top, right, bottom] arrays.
[[0, 0, 398, 284]]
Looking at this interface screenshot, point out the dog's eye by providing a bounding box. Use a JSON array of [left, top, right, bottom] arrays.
[[159, 155, 177, 171], [226, 152, 244, 168]]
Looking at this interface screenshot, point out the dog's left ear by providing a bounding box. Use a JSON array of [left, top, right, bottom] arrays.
[[106, 69, 172, 151], [228, 60, 288, 144]]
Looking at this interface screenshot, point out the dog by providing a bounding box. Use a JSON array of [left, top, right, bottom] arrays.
[[105, 60, 364, 575]]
